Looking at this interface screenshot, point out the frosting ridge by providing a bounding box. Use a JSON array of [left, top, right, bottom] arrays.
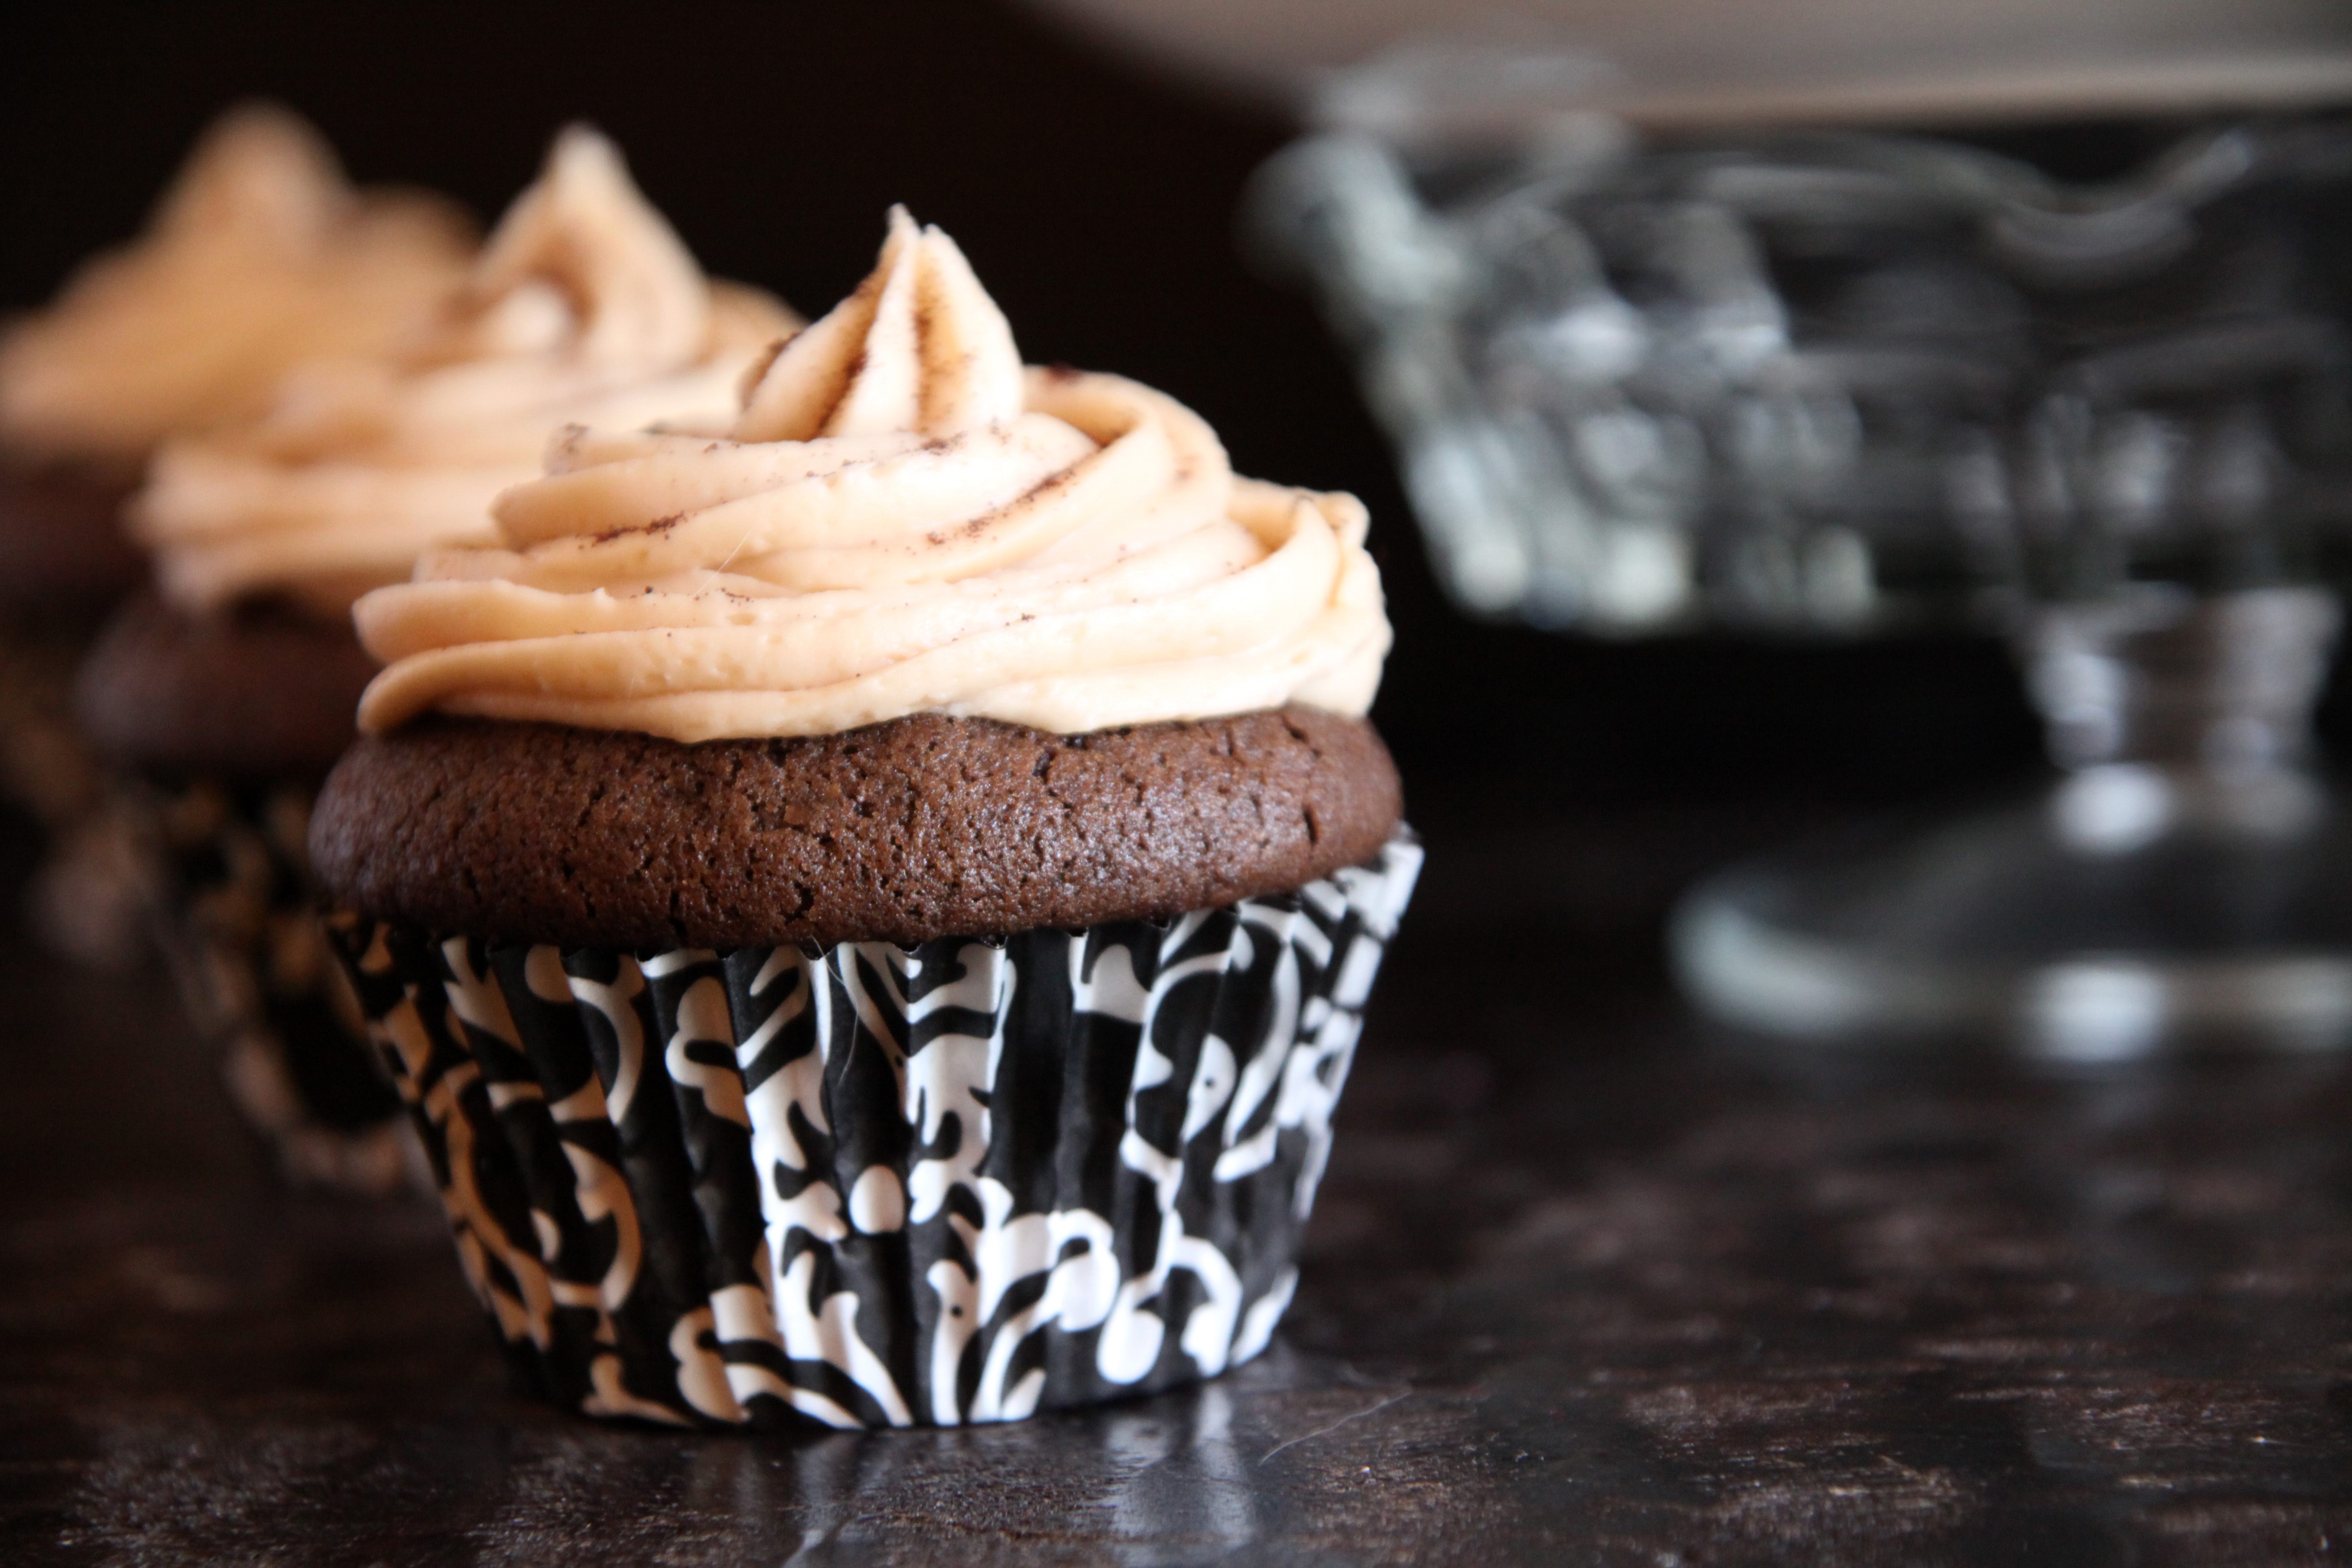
[[0, 104, 474, 467], [134, 126, 797, 615], [353, 207, 1390, 741]]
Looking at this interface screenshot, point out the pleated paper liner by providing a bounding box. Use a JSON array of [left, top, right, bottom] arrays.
[[3, 615, 139, 967], [126, 774, 418, 1193], [324, 831, 1421, 1429], [0, 461, 155, 963]]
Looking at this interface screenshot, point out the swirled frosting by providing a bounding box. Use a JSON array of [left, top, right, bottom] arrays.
[[0, 104, 473, 467], [134, 127, 799, 616], [353, 207, 1390, 742]]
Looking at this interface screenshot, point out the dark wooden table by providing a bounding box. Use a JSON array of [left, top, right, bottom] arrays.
[[6, 795, 2351, 1566]]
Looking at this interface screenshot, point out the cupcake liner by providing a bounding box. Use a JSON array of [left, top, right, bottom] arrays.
[[324, 830, 1422, 1429], [125, 774, 418, 1194], [0, 614, 147, 967], [0, 616, 107, 832], [0, 460, 149, 958]]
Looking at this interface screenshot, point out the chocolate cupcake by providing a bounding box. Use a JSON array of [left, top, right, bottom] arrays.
[[313, 209, 1419, 1426], [0, 103, 472, 612], [77, 127, 798, 1191], [0, 105, 471, 941]]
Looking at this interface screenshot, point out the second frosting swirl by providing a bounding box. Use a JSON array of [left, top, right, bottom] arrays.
[[353, 208, 1390, 741], [134, 127, 797, 616], [0, 105, 473, 468]]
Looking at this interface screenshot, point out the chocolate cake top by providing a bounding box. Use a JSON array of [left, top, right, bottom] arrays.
[[311, 706, 1402, 948], [76, 590, 377, 779]]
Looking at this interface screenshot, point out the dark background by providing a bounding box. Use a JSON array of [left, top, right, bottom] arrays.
[[1, 0, 2070, 824], [10, 15, 2352, 1561]]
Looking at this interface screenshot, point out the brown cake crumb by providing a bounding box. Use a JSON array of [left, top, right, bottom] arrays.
[[76, 589, 379, 779], [311, 707, 1403, 948], [0, 461, 145, 613]]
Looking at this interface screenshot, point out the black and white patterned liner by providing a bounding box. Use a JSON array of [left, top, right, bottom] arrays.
[[6, 617, 145, 968], [132, 776, 418, 1194], [326, 833, 1420, 1429]]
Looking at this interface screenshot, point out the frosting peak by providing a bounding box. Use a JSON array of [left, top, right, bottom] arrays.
[[430, 127, 711, 374], [153, 103, 353, 245], [0, 104, 473, 466], [352, 210, 1390, 743], [134, 127, 797, 616], [735, 206, 1022, 443]]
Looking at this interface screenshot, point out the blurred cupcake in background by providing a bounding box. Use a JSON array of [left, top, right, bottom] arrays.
[[0, 103, 473, 606], [0, 104, 472, 925], [75, 126, 799, 1192]]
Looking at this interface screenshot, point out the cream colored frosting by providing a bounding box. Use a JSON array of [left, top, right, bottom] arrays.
[[132, 127, 798, 616], [353, 207, 1390, 742], [0, 104, 474, 467]]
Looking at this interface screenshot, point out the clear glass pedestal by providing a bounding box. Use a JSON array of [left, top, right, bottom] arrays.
[[1673, 586, 2352, 1059]]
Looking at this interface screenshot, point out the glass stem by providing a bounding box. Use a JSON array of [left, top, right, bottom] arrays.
[[2022, 586, 2341, 779]]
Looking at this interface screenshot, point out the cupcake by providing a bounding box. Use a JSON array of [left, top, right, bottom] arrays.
[[0, 105, 470, 929], [0, 103, 472, 608], [312, 208, 1419, 1427], [75, 127, 798, 1191]]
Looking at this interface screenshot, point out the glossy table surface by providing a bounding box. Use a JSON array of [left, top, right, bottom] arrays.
[[5, 795, 2350, 1568], [9, 1, 2350, 1558]]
